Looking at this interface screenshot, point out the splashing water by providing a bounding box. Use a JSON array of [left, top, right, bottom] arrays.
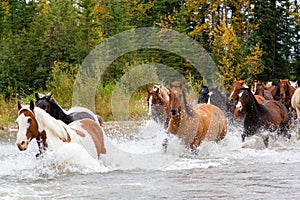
[[1, 120, 300, 199]]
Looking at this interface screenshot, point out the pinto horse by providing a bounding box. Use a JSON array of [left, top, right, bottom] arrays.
[[15, 101, 106, 159], [147, 84, 170, 129], [291, 87, 300, 119], [35, 93, 103, 126], [168, 82, 227, 150], [235, 88, 290, 146]]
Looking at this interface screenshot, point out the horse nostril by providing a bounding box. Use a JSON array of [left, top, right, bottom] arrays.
[[170, 108, 178, 116]]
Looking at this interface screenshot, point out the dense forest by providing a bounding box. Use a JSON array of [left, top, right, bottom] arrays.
[[0, 0, 299, 98]]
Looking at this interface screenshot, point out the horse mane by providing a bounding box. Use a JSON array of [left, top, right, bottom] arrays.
[[241, 87, 264, 113], [48, 98, 73, 124], [182, 89, 193, 116], [33, 105, 71, 142]]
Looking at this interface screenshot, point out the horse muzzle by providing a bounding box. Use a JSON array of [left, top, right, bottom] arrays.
[[170, 108, 179, 116], [16, 140, 28, 151]]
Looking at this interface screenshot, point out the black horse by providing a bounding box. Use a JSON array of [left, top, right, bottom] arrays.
[[198, 84, 227, 113], [35, 93, 103, 126]]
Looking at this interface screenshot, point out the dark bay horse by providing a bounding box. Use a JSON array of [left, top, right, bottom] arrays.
[[236, 88, 290, 147], [16, 101, 106, 159], [228, 80, 265, 124], [168, 82, 227, 150], [35, 93, 103, 126]]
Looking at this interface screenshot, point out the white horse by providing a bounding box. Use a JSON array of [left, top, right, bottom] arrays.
[[15, 100, 106, 159]]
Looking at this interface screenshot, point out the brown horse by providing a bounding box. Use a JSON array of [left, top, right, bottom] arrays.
[[291, 87, 300, 119], [147, 84, 170, 129], [16, 100, 106, 159], [236, 88, 290, 146], [229, 80, 265, 124], [252, 82, 274, 100], [147, 86, 170, 129], [275, 79, 296, 110], [167, 82, 227, 150]]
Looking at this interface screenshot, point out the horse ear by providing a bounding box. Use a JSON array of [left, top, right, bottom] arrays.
[[46, 92, 52, 100], [35, 92, 40, 100], [30, 100, 35, 112], [17, 101, 22, 110]]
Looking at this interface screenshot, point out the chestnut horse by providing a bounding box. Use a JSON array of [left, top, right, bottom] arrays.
[[16, 100, 106, 159], [147, 85, 170, 129], [291, 87, 300, 119], [273, 79, 295, 110], [168, 82, 227, 150], [251, 80, 273, 100], [236, 88, 290, 147]]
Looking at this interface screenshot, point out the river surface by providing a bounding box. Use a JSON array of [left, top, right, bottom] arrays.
[[1, 120, 300, 200]]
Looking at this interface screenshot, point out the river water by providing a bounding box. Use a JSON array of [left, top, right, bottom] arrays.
[[1, 120, 300, 199]]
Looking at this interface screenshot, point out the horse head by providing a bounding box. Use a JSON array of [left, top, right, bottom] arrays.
[[235, 87, 255, 113], [279, 79, 289, 99], [289, 80, 298, 89], [228, 80, 248, 101], [169, 82, 192, 116], [15, 101, 40, 151], [198, 84, 210, 104], [35, 92, 52, 113]]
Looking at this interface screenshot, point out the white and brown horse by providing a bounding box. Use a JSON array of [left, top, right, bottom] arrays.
[[167, 82, 227, 150], [15, 100, 106, 159]]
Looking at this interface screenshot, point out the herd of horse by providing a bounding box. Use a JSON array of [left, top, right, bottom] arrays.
[[14, 79, 300, 160], [147, 79, 300, 149]]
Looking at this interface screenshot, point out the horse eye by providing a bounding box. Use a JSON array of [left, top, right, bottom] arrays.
[[27, 118, 32, 124]]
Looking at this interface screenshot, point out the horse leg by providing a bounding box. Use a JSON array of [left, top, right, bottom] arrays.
[[278, 122, 291, 140], [162, 131, 169, 152], [263, 135, 269, 147]]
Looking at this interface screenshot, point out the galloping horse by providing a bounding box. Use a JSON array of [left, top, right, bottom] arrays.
[[228, 80, 265, 124], [291, 87, 300, 119], [168, 82, 227, 150], [147, 85, 170, 129], [235, 88, 290, 146], [273, 79, 295, 110], [15, 101, 106, 159], [35, 93, 103, 126]]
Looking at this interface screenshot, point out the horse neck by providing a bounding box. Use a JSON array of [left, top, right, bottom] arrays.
[[245, 92, 264, 118], [182, 91, 193, 116], [34, 107, 70, 145], [50, 101, 73, 124]]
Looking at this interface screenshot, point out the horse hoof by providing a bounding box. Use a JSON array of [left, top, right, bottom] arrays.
[[241, 134, 246, 142]]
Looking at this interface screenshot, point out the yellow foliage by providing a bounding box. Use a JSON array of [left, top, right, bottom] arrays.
[[1, 0, 11, 16]]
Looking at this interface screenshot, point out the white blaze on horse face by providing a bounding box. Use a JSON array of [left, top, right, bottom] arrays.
[[15, 113, 31, 143], [148, 95, 153, 116], [229, 87, 235, 99], [236, 91, 244, 111]]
